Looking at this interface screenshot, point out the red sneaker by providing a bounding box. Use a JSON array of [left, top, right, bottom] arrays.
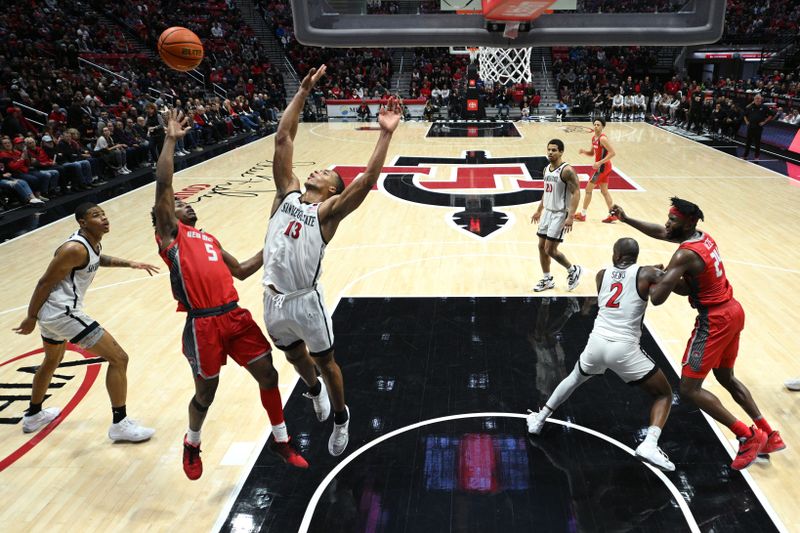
[[602, 215, 619, 223], [183, 435, 203, 480], [731, 426, 767, 470], [760, 430, 787, 455], [269, 437, 309, 468], [574, 213, 586, 221]]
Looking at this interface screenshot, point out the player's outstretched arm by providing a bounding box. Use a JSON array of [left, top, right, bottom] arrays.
[[320, 96, 401, 224], [13, 244, 87, 335], [648, 250, 694, 305], [221, 249, 263, 281], [610, 204, 669, 240], [273, 65, 327, 204], [99, 255, 160, 276], [155, 108, 190, 249]]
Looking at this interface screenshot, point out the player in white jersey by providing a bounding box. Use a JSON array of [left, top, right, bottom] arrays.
[[611, 92, 625, 120], [531, 139, 583, 293], [13, 202, 158, 441], [526, 238, 675, 471], [634, 93, 647, 121], [263, 65, 402, 456]]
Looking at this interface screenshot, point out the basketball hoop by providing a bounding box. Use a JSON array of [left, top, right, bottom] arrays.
[[477, 47, 532, 85]]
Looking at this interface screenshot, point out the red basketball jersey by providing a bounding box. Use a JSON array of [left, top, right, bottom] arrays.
[[678, 231, 733, 308], [592, 133, 612, 171], [157, 221, 239, 312]]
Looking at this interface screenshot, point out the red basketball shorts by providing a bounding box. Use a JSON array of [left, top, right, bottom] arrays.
[[182, 306, 271, 379], [681, 298, 745, 379], [590, 165, 612, 185]]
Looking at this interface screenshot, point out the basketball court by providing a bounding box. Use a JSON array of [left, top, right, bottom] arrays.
[[1, 120, 798, 531]]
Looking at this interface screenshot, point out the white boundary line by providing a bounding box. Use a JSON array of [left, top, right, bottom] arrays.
[[644, 318, 789, 533], [0, 133, 275, 249], [650, 123, 795, 182], [296, 412, 700, 533], [0, 273, 168, 317]]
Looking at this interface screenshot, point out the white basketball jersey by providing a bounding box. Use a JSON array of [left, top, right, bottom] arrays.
[[542, 162, 569, 212], [39, 231, 101, 318], [592, 264, 647, 342], [263, 191, 326, 293]]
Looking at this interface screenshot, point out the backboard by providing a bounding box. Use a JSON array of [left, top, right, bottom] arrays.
[[288, 0, 726, 48]]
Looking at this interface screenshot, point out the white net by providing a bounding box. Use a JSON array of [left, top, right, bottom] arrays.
[[475, 47, 533, 85]]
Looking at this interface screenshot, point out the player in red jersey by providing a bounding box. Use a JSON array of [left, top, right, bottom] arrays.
[[611, 198, 786, 470], [576, 118, 617, 223], [153, 109, 307, 479]]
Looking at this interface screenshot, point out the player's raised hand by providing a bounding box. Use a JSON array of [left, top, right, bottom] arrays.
[[378, 96, 402, 133], [301, 65, 327, 91], [609, 204, 627, 222], [165, 108, 190, 139]]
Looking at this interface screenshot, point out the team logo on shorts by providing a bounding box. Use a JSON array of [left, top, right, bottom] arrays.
[[0, 345, 104, 472], [332, 151, 641, 239]]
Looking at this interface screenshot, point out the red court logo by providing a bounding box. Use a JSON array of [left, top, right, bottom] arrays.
[[0, 346, 103, 471], [331, 151, 641, 238]]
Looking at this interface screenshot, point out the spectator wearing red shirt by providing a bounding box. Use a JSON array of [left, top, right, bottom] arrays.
[[0, 136, 48, 200], [48, 104, 67, 124], [664, 77, 681, 96]]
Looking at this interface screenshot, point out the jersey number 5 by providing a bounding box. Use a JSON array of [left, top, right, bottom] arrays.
[[204, 243, 218, 262], [710, 248, 723, 278], [605, 282, 623, 308], [284, 220, 302, 239]]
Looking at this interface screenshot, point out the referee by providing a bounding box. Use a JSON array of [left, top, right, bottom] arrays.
[[743, 94, 774, 160]]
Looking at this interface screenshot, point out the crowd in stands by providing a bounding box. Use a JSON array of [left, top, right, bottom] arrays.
[[257, 0, 393, 110], [0, 0, 288, 211], [724, 0, 800, 38]]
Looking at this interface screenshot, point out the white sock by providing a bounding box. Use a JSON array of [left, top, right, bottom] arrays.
[[272, 422, 289, 443], [644, 425, 661, 446], [543, 272, 551, 279], [581, 209, 587, 216], [186, 428, 201, 445], [539, 405, 553, 419]]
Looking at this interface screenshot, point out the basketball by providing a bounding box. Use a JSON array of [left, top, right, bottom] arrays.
[[158, 27, 203, 72]]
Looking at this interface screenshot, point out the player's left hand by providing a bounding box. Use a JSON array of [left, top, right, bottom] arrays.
[[591, 161, 600, 170], [563, 215, 574, 233], [131, 262, 160, 276]]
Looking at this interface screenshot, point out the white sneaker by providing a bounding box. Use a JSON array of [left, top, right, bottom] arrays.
[[526, 410, 546, 435], [533, 276, 555, 292], [635, 442, 675, 471], [108, 417, 155, 442], [303, 379, 331, 422], [22, 407, 61, 433], [785, 378, 800, 391], [328, 406, 350, 456], [567, 265, 583, 291]]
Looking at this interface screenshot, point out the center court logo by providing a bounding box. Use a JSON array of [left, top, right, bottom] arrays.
[[332, 151, 641, 239], [0, 346, 104, 471]]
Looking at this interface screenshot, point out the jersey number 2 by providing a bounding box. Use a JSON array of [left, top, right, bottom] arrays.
[[284, 220, 302, 239], [605, 282, 623, 308]]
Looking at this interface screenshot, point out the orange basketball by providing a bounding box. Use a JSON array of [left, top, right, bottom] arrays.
[[158, 27, 204, 72]]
